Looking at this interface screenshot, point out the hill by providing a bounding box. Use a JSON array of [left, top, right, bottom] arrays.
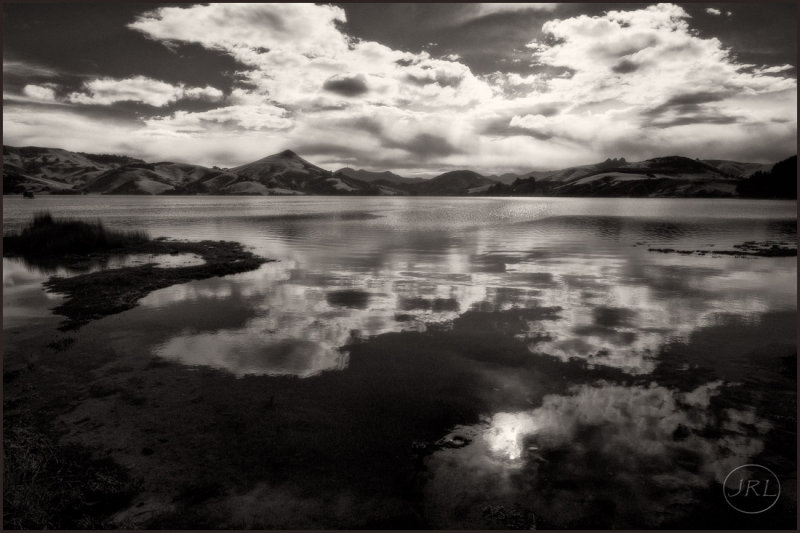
[[2, 145, 144, 194], [735, 155, 797, 199], [3, 145, 794, 198], [486, 155, 784, 198], [702, 159, 771, 178], [415, 170, 496, 195], [225, 150, 381, 195], [336, 167, 423, 186], [81, 162, 242, 195]]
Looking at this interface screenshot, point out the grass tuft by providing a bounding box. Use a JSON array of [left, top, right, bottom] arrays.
[[4, 210, 149, 257], [3, 418, 140, 529]]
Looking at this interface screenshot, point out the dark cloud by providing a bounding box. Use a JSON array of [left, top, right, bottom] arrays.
[[637, 89, 746, 129], [481, 120, 555, 141], [384, 133, 461, 159], [660, 91, 733, 108], [612, 59, 640, 74], [641, 91, 740, 127], [649, 115, 742, 128], [251, 9, 288, 32], [405, 70, 463, 88], [322, 74, 368, 97], [350, 117, 383, 135]]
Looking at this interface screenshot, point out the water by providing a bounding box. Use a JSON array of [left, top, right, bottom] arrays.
[[3, 196, 797, 528]]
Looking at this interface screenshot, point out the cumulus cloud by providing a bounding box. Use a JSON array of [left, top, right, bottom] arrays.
[[129, 3, 349, 58], [22, 84, 57, 102], [507, 3, 797, 160], [5, 3, 795, 173], [145, 103, 293, 133], [705, 8, 722, 16], [67, 76, 224, 107]]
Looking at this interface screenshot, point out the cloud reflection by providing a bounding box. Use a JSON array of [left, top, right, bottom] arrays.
[[425, 380, 772, 528], [124, 209, 796, 379]]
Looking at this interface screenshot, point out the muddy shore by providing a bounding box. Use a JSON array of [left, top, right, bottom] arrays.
[[6, 239, 270, 330]]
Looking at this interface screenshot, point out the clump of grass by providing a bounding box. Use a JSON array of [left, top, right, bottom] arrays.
[[3, 211, 149, 257], [3, 419, 140, 529]]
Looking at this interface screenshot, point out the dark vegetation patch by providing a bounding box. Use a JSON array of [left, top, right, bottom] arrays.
[[4, 211, 148, 257], [3, 414, 140, 529], [649, 240, 796, 257], [3, 212, 271, 329], [736, 155, 797, 199]]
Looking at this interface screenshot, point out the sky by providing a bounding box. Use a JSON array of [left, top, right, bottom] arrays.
[[3, 2, 797, 176]]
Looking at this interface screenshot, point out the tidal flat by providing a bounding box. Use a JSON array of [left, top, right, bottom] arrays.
[[3, 196, 797, 529]]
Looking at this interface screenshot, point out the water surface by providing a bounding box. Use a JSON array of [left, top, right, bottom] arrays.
[[3, 196, 796, 528]]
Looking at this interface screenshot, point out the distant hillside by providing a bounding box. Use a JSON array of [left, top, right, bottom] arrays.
[[2, 145, 145, 194], [336, 167, 423, 185], [702, 159, 771, 178], [736, 155, 797, 199], [81, 162, 240, 195], [226, 150, 382, 195], [415, 170, 496, 195], [3, 145, 794, 198], [485, 155, 793, 198], [485, 172, 522, 185]]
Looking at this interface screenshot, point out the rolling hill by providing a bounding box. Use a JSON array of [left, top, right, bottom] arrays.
[[3, 144, 794, 198], [224, 150, 382, 195], [2, 145, 144, 193], [415, 170, 496, 195]]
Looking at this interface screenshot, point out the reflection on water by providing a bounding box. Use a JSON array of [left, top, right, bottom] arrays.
[[3, 196, 796, 528], [426, 380, 772, 528], [125, 207, 794, 378]]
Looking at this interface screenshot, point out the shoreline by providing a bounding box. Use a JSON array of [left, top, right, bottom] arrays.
[[5, 239, 271, 330]]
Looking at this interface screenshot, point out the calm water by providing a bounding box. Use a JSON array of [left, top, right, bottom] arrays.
[[3, 196, 797, 528]]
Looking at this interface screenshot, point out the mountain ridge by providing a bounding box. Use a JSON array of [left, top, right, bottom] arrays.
[[3, 144, 795, 198]]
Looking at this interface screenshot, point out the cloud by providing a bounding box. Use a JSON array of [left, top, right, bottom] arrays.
[[3, 59, 61, 78], [21, 84, 57, 102], [322, 74, 369, 97], [145, 104, 293, 133], [129, 3, 349, 58], [67, 76, 224, 107], [508, 3, 797, 155], [183, 86, 225, 101], [385, 133, 461, 159], [4, 3, 795, 173], [455, 3, 558, 24], [706, 8, 722, 16], [611, 59, 639, 74]]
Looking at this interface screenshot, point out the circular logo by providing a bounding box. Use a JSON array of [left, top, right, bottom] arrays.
[[723, 464, 781, 514]]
